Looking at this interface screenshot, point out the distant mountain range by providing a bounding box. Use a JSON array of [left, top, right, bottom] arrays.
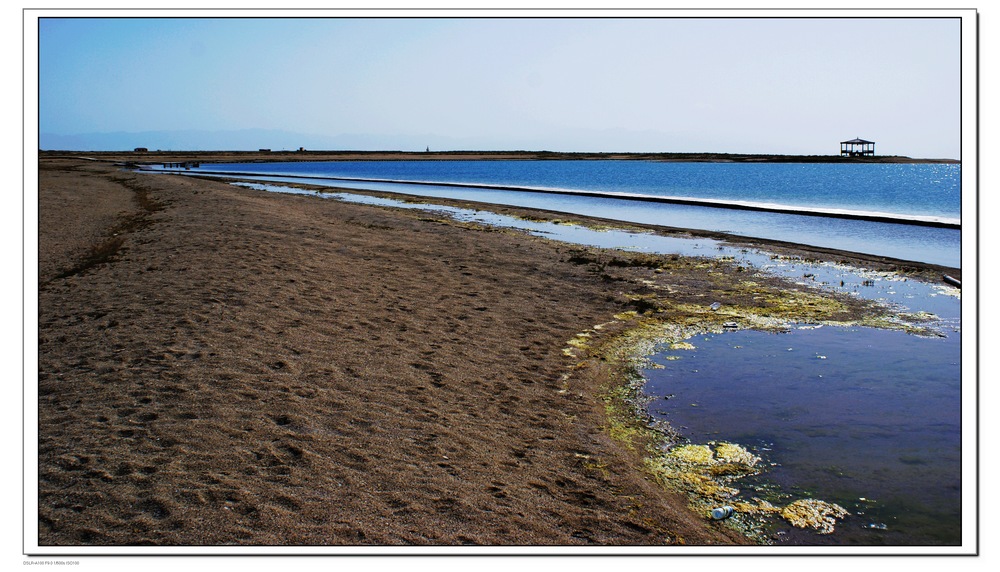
[[38, 128, 955, 160], [37, 127, 720, 155], [38, 129, 465, 153]]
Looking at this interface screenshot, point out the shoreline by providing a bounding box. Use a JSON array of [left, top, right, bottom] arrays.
[[40, 149, 961, 164], [35, 158, 939, 548], [207, 176, 960, 282], [160, 169, 961, 230]]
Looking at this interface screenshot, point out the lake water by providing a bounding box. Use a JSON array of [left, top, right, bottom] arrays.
[[646, 326, 962, 546], [224, 181, 966, 547], [161, 160, 962, 267]]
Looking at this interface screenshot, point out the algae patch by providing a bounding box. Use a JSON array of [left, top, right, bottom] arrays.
[[781, 499, 850, 535], [646, 438, 850, 535], [648, 441, 762, 501]]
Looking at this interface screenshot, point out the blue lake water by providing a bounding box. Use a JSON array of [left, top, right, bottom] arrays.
[[164, 173, 966, 548], [163, 160, 962, 267]]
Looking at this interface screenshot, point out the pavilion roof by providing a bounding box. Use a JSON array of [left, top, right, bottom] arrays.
[[841, 138, 875, 144]]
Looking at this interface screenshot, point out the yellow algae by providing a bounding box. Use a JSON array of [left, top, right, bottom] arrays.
[[669, 444, 714, 464], [563, 330, 598, 358], [652, 441, 763, 501], [731, 499, 783, 516], [669, 341, 696, 351], [614, 310, 639, 320], [713, 442, 761, 467], [677, 472, 739, 498], [781, 499, 849, 534]]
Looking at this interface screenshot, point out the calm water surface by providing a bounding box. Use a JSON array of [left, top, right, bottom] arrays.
[[645, 326, 961, 546], [186, 160, 961, 217], [166, 160, 962, 267]]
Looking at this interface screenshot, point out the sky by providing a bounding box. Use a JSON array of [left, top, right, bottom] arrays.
[[36, 14, 964, 158]]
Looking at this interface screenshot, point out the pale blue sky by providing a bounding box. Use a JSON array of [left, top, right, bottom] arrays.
[[38, 16, 963, 158]]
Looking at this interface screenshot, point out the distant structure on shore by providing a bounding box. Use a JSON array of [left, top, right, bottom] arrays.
[[840, 138, 875, 157], [133, 147, 148, 152]]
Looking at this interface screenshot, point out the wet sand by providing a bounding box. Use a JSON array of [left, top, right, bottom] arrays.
[[35, 157, 946, 548]]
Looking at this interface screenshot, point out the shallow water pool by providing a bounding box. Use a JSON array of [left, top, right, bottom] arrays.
[[644, 325, 961, 545]]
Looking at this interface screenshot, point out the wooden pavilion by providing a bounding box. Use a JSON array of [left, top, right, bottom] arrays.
[[840, 138, 875, 157]]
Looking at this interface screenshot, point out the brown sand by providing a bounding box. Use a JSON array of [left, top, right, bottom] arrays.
[[35, 157, 942, 548]]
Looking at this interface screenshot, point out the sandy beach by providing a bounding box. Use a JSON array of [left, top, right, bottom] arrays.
[[35, 156, 955, 548]]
